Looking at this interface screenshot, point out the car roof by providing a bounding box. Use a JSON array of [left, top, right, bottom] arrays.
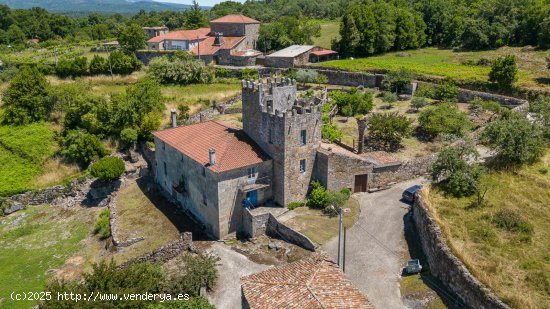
[[404, 185, 422, 193]]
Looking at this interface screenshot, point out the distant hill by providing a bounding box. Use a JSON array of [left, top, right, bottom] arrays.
[[0, 0, 202, 14]]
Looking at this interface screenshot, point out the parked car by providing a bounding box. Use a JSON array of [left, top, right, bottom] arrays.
[[402, 185, 422, 203], [406, 259, 422, 274]]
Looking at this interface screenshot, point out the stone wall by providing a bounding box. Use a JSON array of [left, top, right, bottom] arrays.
[[241, 208, 270, 238], [117, 232, 194, 269], [266, 214, 316, 251], [1, 185, 67, 215], [412, 195, 510, 309], [314, 146, 373, 192], [369, 155, 437, 191]]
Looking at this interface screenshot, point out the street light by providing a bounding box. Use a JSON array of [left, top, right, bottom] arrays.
[[330, 205, 343, 267]]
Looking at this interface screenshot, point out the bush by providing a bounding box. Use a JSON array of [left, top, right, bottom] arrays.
[[382, 68, 413, 93], [414, 84, 436, 99], [411, 96, 426, 111], [321, 124, 343, 142], [108, 51, 141, 75], [148, 56, 215, 85], [90, 157, 125, 180], [340, 187, 352, 199], [418, 102, 472, 138], [295, 69, 328, 84], [240, 68, 258, 79], [482, 112, 545, 166], [61, 130, 108, 167], [94, 208, 111, 239], [0, 65, 20, 82], [489, 55, 518, 89], [89, 55, 107, 75], [308, 180, 329, 209], [380, 91, 399, 104], [120, 128, 138, 149], [164, 253, 220, 296], [434, 79, 459, 101], [493, 209, 533, 236], [287, 201, 305, 210], [55, 57, 88, 78], [329, 88, 374, 116], [529, 96, 550, 139]]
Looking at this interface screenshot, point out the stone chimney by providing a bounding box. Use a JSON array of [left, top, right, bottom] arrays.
[[170, 108, 177, 128], [208, 148, 216, 165], [213, 32, 224, 46]]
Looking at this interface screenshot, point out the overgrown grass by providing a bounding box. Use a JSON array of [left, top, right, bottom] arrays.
[[425, 150, 550, 309], [284, 197, 360, 245], [94, 208, 111, 239], [0, 205, 91, 309], [312, 19, 340, 49], [317, 47, 550, 90]]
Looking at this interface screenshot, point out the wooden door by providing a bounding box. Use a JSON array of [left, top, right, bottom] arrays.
[[354, 175, 368, 193]]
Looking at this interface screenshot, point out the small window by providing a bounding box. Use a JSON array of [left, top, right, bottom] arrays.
[[299, 159, 306, 173], [247, 167, 256, 179], [300, 130, 306, 146], [202, 192, 207, 206], [164, 162, 167, 176], [162, 141, 165, 150], [268, 128, 273, 144], [202, 167, 206, 176]]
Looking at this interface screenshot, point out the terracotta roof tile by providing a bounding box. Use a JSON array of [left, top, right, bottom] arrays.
[[153, 121, 270, 173], [147, 28, 210, 43], [241, 255, 374, 309], [364, 151, 400, 166], [210, 14, 259, 24], [311, 49, 338, 56], [190, 36, 245, 56]]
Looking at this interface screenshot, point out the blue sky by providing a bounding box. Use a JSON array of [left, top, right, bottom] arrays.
[[154, 0, 244, 7]]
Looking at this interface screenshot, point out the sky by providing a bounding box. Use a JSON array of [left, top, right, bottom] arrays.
[[153, 0, 243, 7]]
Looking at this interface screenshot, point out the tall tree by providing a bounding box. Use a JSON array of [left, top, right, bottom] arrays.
[[117, 24, 147, 53], [3, 67, 51, 125]]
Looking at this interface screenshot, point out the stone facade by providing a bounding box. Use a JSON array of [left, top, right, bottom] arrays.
[[210, 22, 259, 50], [369, 155, 436, 191], [413, 194, 511, 309], [241, 78, 325, 206]]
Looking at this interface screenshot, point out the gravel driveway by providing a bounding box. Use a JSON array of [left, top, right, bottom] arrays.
[[322, 179, 426, 309], [206, 242, 271, 309]]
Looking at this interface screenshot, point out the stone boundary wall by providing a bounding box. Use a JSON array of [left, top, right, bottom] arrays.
[[266, 214, 316, 251], [1, 185, 67, 215], [412, 194, 510, 309], [117, 232, 195, 269], [370, 155, 437, 191], [241, 208, 270, 238]]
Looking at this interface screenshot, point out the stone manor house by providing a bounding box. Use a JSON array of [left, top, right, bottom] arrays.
[[153, 79, 383, 239]]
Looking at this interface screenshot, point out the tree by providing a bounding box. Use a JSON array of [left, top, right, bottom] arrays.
[[5, 24, 25, 45], [117, 23, 147, 53], [163, 253, 220, 296], [411, 96, 426, 111], [147, 56, 215, 85], [61, 130, 108, 167], [120, 128, 138, 149], [383, 68, 413, 93], [257, 16, 320, 52], [434, 79, 458, 101], [482, 112, 545, 166], [368, 112, 413, 149], [430, 141, 484, 197], [89, 55, 107, 75], [3, 66, 52, 125], [55, 57, 88, 78], [108, 51, 141, 75], [329, 88, 373, 116], [90, 156, 125, 180], [489, 55, 518, 90], [418, 102, 471, 138]]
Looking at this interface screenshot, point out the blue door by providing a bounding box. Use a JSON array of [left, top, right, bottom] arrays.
[[246, 190, 258, 207]]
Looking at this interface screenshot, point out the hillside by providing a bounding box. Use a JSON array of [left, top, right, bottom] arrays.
[[0, 0, 192, 13]]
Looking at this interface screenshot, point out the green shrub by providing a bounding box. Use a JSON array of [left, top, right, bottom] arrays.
[[120, 128, 138, 149], [295, 69, 328, 84], [108, 50, 141, 75], [493, 209, 533, 236], [418, 102, 472, 138], [0, 65, 20, 82], [321, 124, 343, 142], [434, 79, 459, 101], [90, 157, 125, 180], [380, 91, 399, 104], [147, 297, 215, 309], [308, 180, 329, 209], [414, 84, 436, 99], [94, 208, 111, 239], [382, 68, 413, 93], [148, 56, 215, 85], [89, 55, 107, 75], [287, 201, 305, 210], [329, 88, 374, 116], [240, 68, 258, 79], [489, 55, 518, 90], [411, 96, 426, 111], [367, 112, 413, 148], [61, 130, 108, 167], [340, 187, 352, 199], [55, 56, 88, 78], [164, 253, 220, 296]]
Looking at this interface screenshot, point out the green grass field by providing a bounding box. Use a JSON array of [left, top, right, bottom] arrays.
[[312, 19, 340, 49], [317, 47, 550, 90], [0, 123, 58, 196], [425, 150, 550, 309], [0, 205, 92, 309]]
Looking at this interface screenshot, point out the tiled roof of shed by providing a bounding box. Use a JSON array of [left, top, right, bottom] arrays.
[[153, 121, 269, 173], [241, 255, 374, 309], [210, 14, 259, 24]]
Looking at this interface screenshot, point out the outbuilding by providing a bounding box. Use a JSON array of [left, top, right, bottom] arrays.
[[265, 45, 338, 68]]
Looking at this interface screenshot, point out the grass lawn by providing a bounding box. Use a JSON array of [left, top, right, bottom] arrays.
[[312, 19, 340, 49], [316, 47, 550, 91], [284, 197, 360, 245], [424, 150, 550, 309], [0, 205, 94, 309], [0, 123, 76, 196]]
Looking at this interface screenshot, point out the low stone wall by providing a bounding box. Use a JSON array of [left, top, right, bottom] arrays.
[[266, 214, 316, 251], [241, 208, 270, 238], [370, 155, 436, 191], [1, 186, 67, 214], [118, 232, 195, 269], [412, 195, 510, 309]]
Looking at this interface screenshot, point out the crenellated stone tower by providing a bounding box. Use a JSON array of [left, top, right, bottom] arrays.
[[241, 77, 326, 206]]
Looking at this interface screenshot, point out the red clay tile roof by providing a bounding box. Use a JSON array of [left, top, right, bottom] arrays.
[[311, 49, 338, 56], [241, 255, 374, 309], [153, 121, 269, 173], [190, 36, 245, 56], [147, 27, 211, 43], [210, 14, 259, 24], [364, 151, 400, 165]]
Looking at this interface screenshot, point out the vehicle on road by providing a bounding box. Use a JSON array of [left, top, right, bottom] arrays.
[[402, 185, 422, 203], [405, 259, 422, 274]]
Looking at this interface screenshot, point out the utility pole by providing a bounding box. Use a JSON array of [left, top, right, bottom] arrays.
[[343, 227, 347, 272], [337, 207, 343, 266]]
